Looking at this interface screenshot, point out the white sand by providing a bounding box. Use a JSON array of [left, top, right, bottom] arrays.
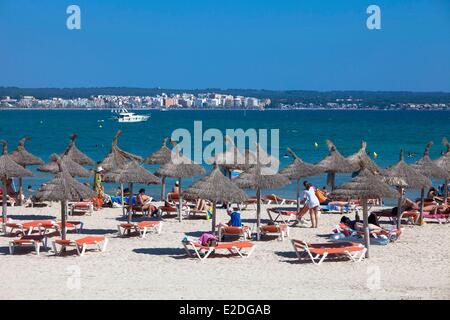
[[0, 203, 449, 300]]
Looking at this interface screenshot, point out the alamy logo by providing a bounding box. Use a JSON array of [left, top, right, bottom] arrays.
[[366, 5, 381, 30], [66, 5, 81, 30]]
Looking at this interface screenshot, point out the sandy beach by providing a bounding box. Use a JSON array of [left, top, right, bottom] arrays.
[[0, 202, 449, 300]]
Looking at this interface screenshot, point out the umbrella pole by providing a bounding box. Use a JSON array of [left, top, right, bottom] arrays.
[[296, 178, 300, 213], [419, 188, 425, 225], [61, 200, 67, 241], [121, 183, 125, 216], [178, 179, 183, 222], [362, 198, 370, 258], [2, 178, 7, 227], [396, 188, 403, 229], [212, 201, 216, 233], [256, 187, 261, 240], [445, 178, 448, 205], [161, 176, 166, 202], [128, 182, 133, 224], [18, 177, 23, 206]]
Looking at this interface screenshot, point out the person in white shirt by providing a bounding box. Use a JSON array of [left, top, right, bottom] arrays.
[[302, 181, 320, 228]]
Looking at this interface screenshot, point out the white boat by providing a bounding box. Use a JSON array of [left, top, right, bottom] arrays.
[[111, 108, 150, 123]]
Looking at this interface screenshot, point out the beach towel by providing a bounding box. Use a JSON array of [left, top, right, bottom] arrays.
[[199, 233, 218, 246], [206, 207, 213, 220]]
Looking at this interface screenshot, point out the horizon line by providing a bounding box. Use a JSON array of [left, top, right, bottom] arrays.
[[1, 86, 450, 94]]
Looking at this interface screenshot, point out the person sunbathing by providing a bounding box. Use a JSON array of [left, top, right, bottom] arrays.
[[217, 207, 243, 228], [340, 214, 382, 232], [195, 198, 211, 211], [137, 188, 158, 216]]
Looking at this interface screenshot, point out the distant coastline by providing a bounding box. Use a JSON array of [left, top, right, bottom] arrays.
[[1, 87, 450, 111]]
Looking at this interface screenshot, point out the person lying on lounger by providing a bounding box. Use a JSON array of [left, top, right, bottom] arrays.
[[340, 214, 382, 232], [137, 188, 158, 216]]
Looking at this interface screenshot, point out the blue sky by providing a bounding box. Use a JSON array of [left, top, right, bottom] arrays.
[[1, 0, 449, 91]]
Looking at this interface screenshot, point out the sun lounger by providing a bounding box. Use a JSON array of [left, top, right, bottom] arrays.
[[9, 235, 48, 255], [52, 236, 108, 256], [333, 223, 401, 242], [117, 221, 162, 238], [291, 240, 367, 265], [267, 207, 299, 224], [158, 204, 190, 218], [68, 201, 93, 216], [182, 239, 256, 260], [422, 212, 450, 224], [241, 196, 258, 210], [259, 223, 289, 241], [264, 194, 297, 205], [217, 225, 252, 240], [40, 220, 83, 235], [375, 210, 419, 225], [4, 220, 55, 236]]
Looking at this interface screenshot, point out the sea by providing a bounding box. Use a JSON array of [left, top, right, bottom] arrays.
[[1, 109, 449, 204]]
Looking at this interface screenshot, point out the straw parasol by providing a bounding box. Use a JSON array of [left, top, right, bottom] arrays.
[[0, 141, 34, 223], [10, 137, 44, 205], [143, 138, 172, 201], [207, 136, 247, 174], [183, 163, 247, 232], [411, 142, 450, 224], [434, 137, 450, 203], [244, 143, 280, 169], [103, 161, 160, 223], [155, 145, 205, 221], [280, 147, 321, 212], [33, 155, 96, 240], [62, 134, 94, 165], [98, 130, 143, 172], [315, 140, 357, 190], [38, 154, 91, 177], [346, 141, 381, 174], [98, 130, 143, 213], [383, 149, 432, 228], [235, 144, 290, 240], [331, 168, 399, 258]]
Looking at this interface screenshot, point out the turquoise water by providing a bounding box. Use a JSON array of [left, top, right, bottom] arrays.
[[1, 109, 449, 202]]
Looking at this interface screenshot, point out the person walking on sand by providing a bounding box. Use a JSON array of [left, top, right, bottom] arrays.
[[302, 181, 320, 228]]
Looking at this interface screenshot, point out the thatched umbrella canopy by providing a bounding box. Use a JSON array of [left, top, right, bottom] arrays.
[[155, 145, 206, 221], [434, 137, 450, 203], [38, 154, 91, 178], [10, 137, 44, 167], [235, 145, 290, 240], [315, 140, 357, 190], [143, 138, 172, 201], [207, 136, 247, 172], [280, 148, 321, 212], [33, 155, 96, 240], [10, 137, 44, 205], [103, 161, 160, 223], [346, 141, 381, 174], [62, 134, 94, 165], [331, 168, 399, 258], [244, 143, 280, 169], [383, 149, 432, 228], [184, 164, 247, 232], [98, 130, 143, 172], [98, 130, 143, 213], [0, 141, 33, 222], [411, 142, 450, 224]]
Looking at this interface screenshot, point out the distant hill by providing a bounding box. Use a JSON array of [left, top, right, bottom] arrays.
[[1, 87, 449, 105]]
